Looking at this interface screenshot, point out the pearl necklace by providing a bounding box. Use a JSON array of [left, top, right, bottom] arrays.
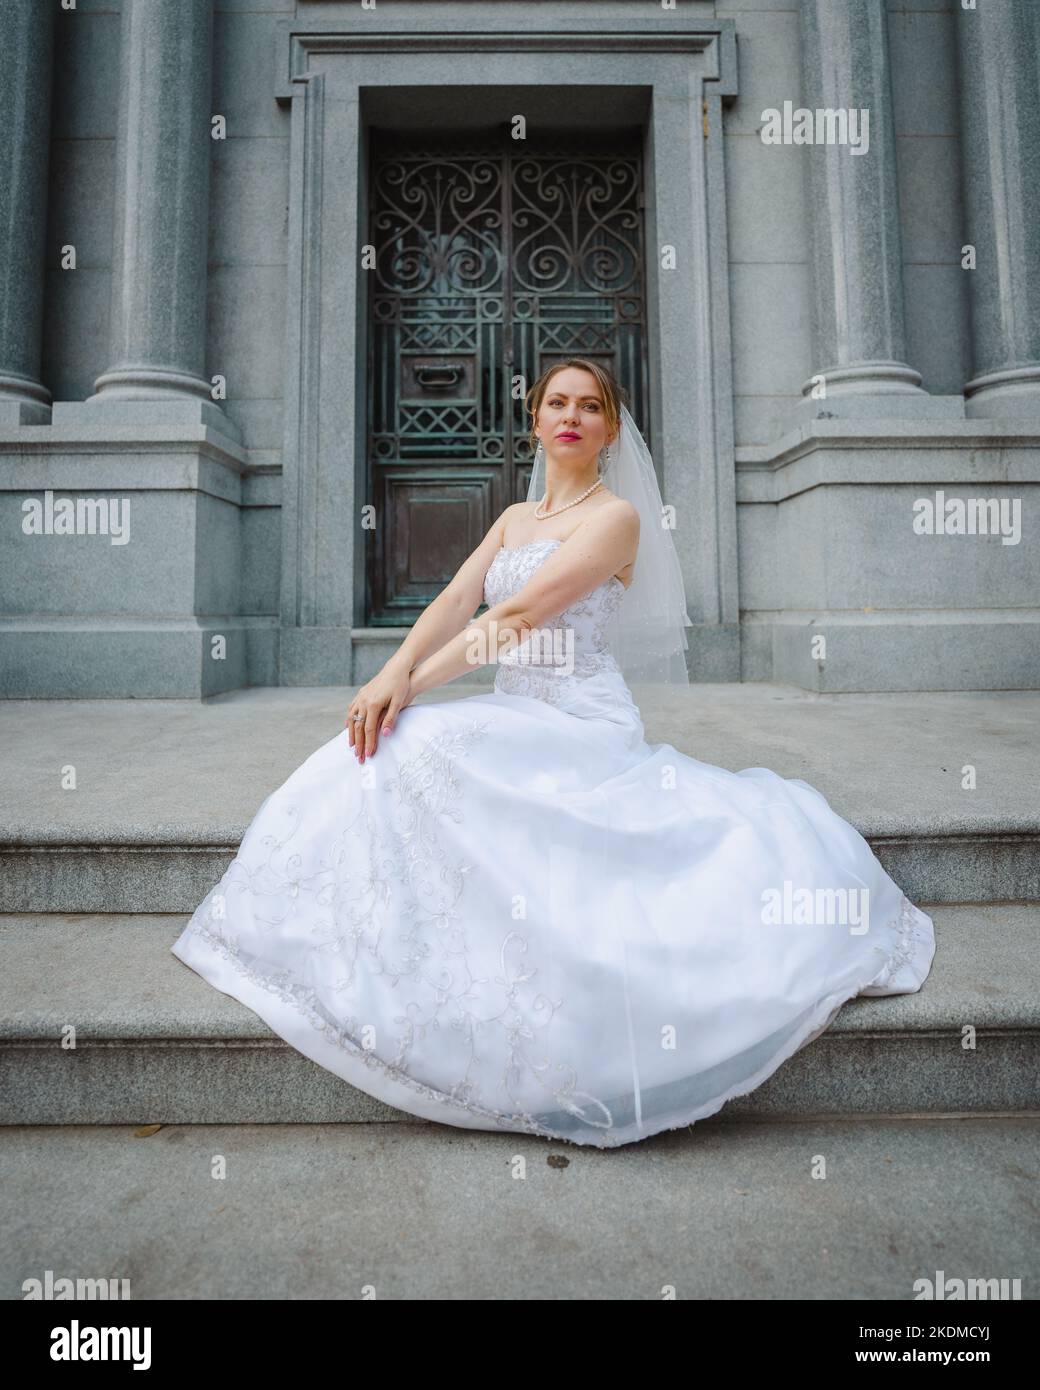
[[533, 476, 604, 519]]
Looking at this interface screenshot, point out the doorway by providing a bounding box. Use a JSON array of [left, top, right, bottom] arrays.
[[365, 128, 649, 624]]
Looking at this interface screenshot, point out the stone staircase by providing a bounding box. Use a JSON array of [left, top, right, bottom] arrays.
[[2, 684, 1038, 1129]]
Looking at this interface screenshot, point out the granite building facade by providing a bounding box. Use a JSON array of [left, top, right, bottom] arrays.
[[1, 0, 1037, 697]]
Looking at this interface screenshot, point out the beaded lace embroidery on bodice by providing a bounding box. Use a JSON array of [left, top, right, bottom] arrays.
[[482, 538, 628, 706]]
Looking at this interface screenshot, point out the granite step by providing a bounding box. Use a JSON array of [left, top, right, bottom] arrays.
[[1, 904, 1036, 1126], [2, 820, 1036, 912]]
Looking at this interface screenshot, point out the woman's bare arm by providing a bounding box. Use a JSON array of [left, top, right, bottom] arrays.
[[380, 506, 524, 677], [408, 503, 638, 698]]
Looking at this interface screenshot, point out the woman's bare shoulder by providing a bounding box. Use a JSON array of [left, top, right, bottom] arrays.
[[492, 500, 538, 539], [497, 500, 537, 525], [595, 492, 640, 532]]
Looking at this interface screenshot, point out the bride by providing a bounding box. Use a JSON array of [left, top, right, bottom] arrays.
[[171, 358, 936, 1148]]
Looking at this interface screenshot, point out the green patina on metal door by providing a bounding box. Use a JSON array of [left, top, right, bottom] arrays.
[[366, 129, 648, 625]]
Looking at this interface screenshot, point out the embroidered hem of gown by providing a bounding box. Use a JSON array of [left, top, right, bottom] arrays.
[[171, 889, 934, 1150]]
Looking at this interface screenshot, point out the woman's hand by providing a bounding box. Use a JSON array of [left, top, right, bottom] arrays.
[[346, 662, 414, 762]]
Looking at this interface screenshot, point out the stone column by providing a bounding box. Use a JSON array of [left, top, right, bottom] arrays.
[[956, 0, 1040, 419], [797, 0, 938, 418], [71, 0, 235, 434], [0, 0, 55, 425]]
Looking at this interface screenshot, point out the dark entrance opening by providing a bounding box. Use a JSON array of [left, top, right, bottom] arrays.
[[365, 127, 649, 625]]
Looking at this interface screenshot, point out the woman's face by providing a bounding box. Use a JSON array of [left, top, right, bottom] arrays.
[[534, 368, 617, 466]]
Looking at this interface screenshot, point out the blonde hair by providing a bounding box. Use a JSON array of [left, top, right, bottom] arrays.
[[524, 358, 627, 455]]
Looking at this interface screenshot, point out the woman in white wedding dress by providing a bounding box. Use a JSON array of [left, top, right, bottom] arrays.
[[171, 359, 936, 1148]]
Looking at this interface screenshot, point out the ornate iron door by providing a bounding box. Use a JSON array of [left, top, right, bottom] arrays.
[[366, 131, 647, 625]]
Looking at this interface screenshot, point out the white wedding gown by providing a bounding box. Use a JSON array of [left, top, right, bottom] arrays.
[[172, 537, 936, 1148]]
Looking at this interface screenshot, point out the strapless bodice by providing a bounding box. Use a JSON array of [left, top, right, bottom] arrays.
[[482, 537, 632, 708]]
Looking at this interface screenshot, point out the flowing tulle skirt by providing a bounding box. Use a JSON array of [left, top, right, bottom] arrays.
[[171, 672, 935, 1148]]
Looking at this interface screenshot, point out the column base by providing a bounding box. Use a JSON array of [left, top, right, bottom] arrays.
[[53, 394, 242, 443], [964, 366, 1040, 420], [0, 371, 52, 425], [794, 362, 964, 426]]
